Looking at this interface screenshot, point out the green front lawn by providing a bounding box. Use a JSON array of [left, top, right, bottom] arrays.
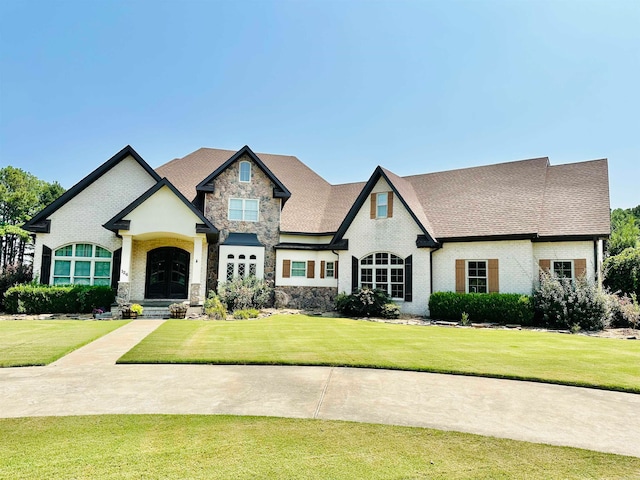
[[2, 415, 638, 479], [118, 316, 640, 393], [0, 320, 129, 367]]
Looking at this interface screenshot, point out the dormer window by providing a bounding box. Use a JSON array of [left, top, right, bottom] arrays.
[[239, 161, 251, 183]]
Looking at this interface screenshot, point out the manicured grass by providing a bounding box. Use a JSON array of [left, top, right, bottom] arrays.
[[0, 320, 129, 367], [118, 316, 640, 393], [1, 415, 638, 479]]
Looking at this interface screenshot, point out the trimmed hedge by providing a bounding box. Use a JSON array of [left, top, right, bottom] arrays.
[[428, 292, 534, 325], [3, 284, 115, 314]]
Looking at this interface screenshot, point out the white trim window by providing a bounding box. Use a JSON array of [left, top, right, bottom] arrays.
[[376, 192, 388, 218], [226, 253, 258, 280], [291, 261, 306, 277], [325, 261, 335, 278], [239, 161, 251, 183], [52, 243, 112, 286], [228, 198, 259, 222], [467, 260, 487, 293], [552, 260, 573, 280], [360, 252, 404, 299]]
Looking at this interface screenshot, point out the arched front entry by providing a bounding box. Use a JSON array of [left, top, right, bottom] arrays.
[[145, 247, 190, 299]]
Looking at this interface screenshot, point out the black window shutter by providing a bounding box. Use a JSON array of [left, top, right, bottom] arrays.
[[111, 248, 122, 289], [351, 256, 359, 293], [404, 254, 413, 302], [40, 245, 52, 285]]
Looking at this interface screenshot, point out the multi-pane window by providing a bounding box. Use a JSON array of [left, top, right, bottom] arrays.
[[228, 198, 259, 222], [325, 261, 335, 278], [53, 244, 112, 286], [226, 253, 259, 280], [291, 261, 306, 277], [239, 161, 251, 182], [360, 253, 404, 299], [467, 260, 487, 293], [376, 193, 388, 218], [553, 261, 573, 280]]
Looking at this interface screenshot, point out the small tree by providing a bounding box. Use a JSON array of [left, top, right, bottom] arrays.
[[604, 247, 640, 298]]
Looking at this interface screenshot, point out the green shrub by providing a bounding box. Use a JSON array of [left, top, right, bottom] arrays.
[[232, 308, 260, 320], [0, 264, 33, 311], [604, 247, 640, 298], [381, 303, 401, 319], [336, 288, 398, 318], [204, 292, 228, 320], [75, 285, 115, 312], [3, 284, 115, 314], [534, 272, 609, 331], [217, 277, 273, 311], [428, 292, 534, 325]]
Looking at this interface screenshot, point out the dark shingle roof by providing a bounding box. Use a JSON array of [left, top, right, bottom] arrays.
[[156, 148, 610, 239]]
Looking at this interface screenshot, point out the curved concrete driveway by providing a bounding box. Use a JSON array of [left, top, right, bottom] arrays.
[[1, 320, 639, 458]]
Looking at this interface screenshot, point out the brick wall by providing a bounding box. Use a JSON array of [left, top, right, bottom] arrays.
[[337, 177, 431, 316], [33, 156, 157, 283]]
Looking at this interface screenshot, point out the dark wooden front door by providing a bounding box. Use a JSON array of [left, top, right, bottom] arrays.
[[145, 247, 189, 299]]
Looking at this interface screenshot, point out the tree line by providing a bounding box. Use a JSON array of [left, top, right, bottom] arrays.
[[0, 166, 65, 269]]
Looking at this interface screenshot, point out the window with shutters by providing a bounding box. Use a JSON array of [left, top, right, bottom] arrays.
[[552, 260, 573, 280], [360, 253, 403, 299], [291, 261, 306, 277], [467, 260, 487, 293], [370, 192, 393, 219], [325, 261, 335, 278], [52, 243, 112, 286]]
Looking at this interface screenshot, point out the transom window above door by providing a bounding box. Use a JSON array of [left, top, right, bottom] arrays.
[[228, 198, 259, 222], [52, 243, 112, 286]]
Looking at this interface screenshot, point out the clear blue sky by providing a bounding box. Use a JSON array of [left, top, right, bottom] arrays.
[[1, 0, 638, 209]]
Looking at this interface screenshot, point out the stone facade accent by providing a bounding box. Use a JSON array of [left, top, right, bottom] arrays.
[[204, 154, 282, 289], [275, 286, 338, 311], [189, 283, 201, 306], [116, 281, 131, 305]]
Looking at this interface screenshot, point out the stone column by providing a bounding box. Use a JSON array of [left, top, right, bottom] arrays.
[[189, 236, 203, 305], [116, 234, 133, 305]]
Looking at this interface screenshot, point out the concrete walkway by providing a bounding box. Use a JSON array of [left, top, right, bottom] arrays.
[[1, 320, 639, 458]]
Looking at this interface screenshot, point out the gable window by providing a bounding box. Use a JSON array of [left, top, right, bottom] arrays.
[[228, 198, 259, 222], [52, 243, 112, 286], [239, 161, 251, 183], [370, 192, 394, 219], [467, 260, 487, 293], [377, 193, 388, 218], [360, 253, 404, 299], [552, 260, 573, 280]]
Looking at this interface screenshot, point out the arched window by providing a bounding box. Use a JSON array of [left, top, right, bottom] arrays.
[[360, 253, 404, 299], [52, 243, 112, 286], [239, 161, 251, 182]]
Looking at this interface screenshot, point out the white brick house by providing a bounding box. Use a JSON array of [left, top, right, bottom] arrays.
[[25, 144, 610, 315]]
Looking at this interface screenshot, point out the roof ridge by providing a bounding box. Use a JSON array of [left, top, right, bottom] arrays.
[[402, 156, 550, 179]]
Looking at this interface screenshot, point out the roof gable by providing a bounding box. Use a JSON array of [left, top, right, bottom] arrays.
[[103, 178, 217, 236], [24, 145, 161, 232], [195, 145, 292, 205], [332, 166, 438, 248]]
